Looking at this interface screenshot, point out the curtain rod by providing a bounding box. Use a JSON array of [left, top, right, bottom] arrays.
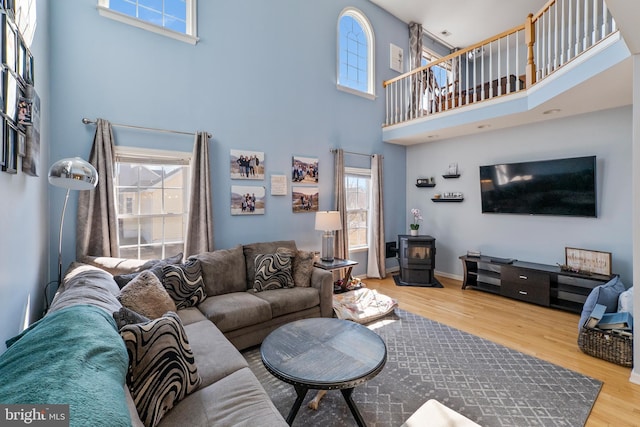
[[330, 148, 374, 158], [82, 118, 212, 139]]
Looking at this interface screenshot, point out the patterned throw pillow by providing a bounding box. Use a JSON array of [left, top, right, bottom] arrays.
[[162, 259, 206, 309], [253, 253, 295, 292], [113, 306, 150, 330], [120, 312, 201, 427], [118, 271, 177, 319], [277, 247, 315, 287], [113, 263, 166, 289]]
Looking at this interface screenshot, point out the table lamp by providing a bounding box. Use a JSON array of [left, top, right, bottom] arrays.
[[48, 157, 98, 287], [315, 211, 341, 262]]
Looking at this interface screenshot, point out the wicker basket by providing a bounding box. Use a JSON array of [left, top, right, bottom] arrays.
[[578, 327, 633, 367]]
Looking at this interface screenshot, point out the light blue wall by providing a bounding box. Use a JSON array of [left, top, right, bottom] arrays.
[[48, 1, 408, 279], [406, 106, 633, 283], [0, 0, 50, 350]]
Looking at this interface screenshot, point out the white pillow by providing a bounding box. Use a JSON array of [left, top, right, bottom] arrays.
[[618, 286, 633, 317]]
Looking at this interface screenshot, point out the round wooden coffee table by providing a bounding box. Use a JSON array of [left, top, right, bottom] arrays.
[[261, 317, 387, 426]]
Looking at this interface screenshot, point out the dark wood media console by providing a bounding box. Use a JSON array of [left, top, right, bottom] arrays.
[[459, 255, 616, 313]]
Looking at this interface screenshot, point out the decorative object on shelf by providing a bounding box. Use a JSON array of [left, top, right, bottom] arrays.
[[415, 178, 435, 188], [315, 211, 341, 262], [557, 263, 592, 276], [442, 163, 460, 178], [409, 208, 422, 235], [565, 247, 612, 276], [48, 157, 99, 287], [432, 192, 464, 202]]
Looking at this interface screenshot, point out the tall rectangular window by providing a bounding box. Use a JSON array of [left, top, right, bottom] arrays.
[[345, 167, 371, 251], [114, 147, 191, 260]]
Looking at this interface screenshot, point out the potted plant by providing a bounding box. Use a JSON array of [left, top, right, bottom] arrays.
[[410, 208, 422, 236]]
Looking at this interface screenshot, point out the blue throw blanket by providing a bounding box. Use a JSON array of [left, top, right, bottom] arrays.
[[0, 305, 132, 427]]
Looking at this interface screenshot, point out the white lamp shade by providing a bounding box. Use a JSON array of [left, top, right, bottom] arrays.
[[315, 211, 341, 231], [48, 157, 98, 190]]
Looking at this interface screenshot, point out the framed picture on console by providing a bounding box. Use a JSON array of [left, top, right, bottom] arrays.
[[565, 247, 612, 276]]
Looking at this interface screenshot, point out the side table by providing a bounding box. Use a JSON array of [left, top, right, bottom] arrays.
[[314, 258, 358, 292]]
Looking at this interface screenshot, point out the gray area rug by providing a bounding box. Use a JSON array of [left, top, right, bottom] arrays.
[[243, 309, 602, 427]]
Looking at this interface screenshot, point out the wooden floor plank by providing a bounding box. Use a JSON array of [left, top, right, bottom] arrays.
[[364, 274, 640, 427]]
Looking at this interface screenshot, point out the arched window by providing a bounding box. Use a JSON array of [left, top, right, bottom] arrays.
[[337, 8, 374, 99]]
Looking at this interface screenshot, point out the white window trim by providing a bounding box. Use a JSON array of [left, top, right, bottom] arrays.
[[336, 7, 375, 98], [114, 146, 191, 163], [114, 145, 192, 259], [97, 0, 199, 45], [345, 167, 372, 252]]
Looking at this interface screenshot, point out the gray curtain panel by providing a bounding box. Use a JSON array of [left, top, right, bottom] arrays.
[[76, 118, 118, 258], [367, 154, 385, 278], [333, 149, 348, 260], [409, 21, 424, 117], [184, 131, 214, 257]]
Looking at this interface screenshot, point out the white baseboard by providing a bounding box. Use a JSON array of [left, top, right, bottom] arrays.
[[630, 368, 640, 385]]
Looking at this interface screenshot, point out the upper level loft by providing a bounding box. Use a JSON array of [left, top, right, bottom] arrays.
[[382, 0, 632, 145]]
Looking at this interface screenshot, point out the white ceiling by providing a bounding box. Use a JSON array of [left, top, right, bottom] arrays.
[[369, 0, 549, 48]]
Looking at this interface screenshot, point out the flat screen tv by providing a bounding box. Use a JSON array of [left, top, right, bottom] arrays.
[[479, 156, 597, 217]]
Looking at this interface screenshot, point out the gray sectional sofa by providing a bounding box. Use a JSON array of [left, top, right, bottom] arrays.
[[0, 240, 333, 427]]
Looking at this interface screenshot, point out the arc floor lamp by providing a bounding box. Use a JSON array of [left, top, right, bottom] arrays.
[[48, 157, 98, 288]]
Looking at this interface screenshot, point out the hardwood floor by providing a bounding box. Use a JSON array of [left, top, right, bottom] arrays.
[[363, 274, 640, 427]]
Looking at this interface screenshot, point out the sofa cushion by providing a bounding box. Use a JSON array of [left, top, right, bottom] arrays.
[[277, 247, 315, 287], [120, 312, 201, 427], [183, 319, 249, 388], [253, 252, 295, 292], [112, 253, 184, 288], [253, 287, 320, 318], [50, 262, 122, 314], [162, 259, 206, 309], [177, 307, 208, 326], [78, 255, 149, 276], [618, 286, 634, 316], [118, 271, 177, 319], [156, 367, 286, 427], [190, 245, 246, 296], [197, 293, 272, 333], [243, 240, 297, 288]]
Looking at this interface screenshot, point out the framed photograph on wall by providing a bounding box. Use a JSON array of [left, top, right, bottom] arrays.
[[565, 247, 612, 276], [231, 185, 265, 215], [0, 116, 5, 167], [292, 155, 318, 184], [230, 149, 264, 180], [292, 186, 319, 213], [5, 70, 17, 121], [17, 127, 24, 156], [2, 120, 17, 173], [4, 20, 15, 72]]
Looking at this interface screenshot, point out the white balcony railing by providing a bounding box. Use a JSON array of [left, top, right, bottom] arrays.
[[384, 0, 617, 127]]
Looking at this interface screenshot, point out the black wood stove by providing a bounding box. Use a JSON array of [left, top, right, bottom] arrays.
[[396, 235, 440, 287]]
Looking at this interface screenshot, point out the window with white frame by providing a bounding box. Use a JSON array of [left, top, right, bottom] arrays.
[[345, 167, 371, 251], [337, 8, 375, 99], [114, 147, 191, 260], [97, 0, 198, 44], [422, 48, 451, 90]]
